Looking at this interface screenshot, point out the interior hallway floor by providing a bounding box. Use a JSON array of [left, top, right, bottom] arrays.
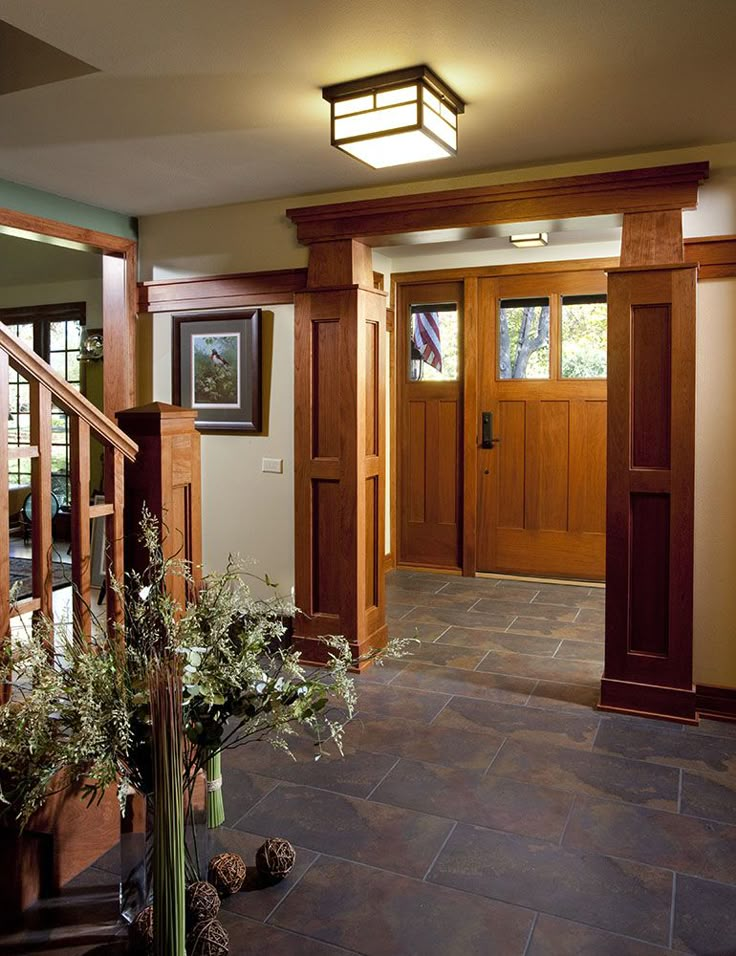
[[3, 570, 736, 955]]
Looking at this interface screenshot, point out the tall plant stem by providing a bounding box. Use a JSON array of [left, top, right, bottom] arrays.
[[150, 657, 186, 956], [206, 748, 225, 828]]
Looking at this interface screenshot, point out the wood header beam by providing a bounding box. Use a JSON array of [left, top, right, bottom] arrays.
[[287, 163, 709, 244], [138, 268, 308, 313]]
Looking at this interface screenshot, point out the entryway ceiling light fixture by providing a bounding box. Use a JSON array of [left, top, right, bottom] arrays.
[[322, 65, 465, 169], [509, 232, 549, 248]]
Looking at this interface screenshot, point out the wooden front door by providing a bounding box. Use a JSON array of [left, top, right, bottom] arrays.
[[397, 281, 463, 569], [477, 271, 607, 580]]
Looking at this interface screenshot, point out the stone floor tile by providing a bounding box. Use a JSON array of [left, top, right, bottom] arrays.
[[530, 585, 592, 605], [353, 681, 451, 722], [385, 572, 450, 593], [684, 716, 736, 740], [429, 824, 673, 946], [271, 855, 534, 956], [440, 582, 537, 603], [489, 739, 680, 809], [433, 695, 600, 751], [554, 639, 605, 662], [225, 734, 399, 798], [680, 768, 736, 826], [476, 648, 602, 686], [216, 763, 281, 825], [528, 679, 600, 714], [212, 827, 318, 922], [508, 617, 603, 640], [343, 713, 503, 771], [220, 912, 353, 954], [471, 598, 579, 621], [386, 620, 449, 642], [435, 625, 561, 655], [391, 659, 536, 705], [399, 639, 489, 670], [386, 603, 416, 622], [239, 783, 454, 878], [673, 874, 736, 954], [386, 585, 479, 609], [402, 605, 518, 629], [528, 914, 680, 955], [371, 757, 573, 840], [563, 794, 736, 884], [594, 720, 736, 775], [575, 606, 605, 627]]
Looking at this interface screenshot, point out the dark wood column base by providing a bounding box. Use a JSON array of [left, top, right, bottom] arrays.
[[599, 676, 697, 724]]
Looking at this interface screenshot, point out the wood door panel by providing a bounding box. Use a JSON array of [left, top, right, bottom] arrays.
[[397, 280, 463, 570], [477, 272, 607, 581]]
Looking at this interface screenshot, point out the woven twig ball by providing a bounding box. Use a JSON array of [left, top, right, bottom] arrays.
[[129, 904, 154, 954], [186, 880, 221, 923], [187, 917, 229, 956], [208, 851, 246, 897], [255, 837, 296, 882]]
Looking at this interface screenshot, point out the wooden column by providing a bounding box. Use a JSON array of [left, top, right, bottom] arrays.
[[294, 239, 387, 667], [116, 403, 202, 602], [600, 210, 698, 722]]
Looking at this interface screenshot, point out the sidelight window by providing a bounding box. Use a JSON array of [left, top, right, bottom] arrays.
[[408, 303, 459, 382]]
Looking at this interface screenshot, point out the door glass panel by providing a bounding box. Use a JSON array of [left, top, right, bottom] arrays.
[[498, 297, 550, 379], [408, 303, 459, 382], [561, 294, 607, 378]]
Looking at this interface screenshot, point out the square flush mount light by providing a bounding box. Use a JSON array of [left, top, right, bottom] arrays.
[[509, 232, 549, 248], [322, 65, 465, 169]]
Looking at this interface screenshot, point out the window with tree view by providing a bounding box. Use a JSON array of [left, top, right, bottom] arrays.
[[5, 309, 84, 506], [408, 304, 459, 382], [498, 297, 550, 379], [561, 294, 607, 378]]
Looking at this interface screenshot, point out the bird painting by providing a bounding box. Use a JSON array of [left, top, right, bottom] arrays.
[[210, 348, 230, 367]]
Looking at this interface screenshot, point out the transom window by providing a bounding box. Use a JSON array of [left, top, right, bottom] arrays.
[[3, 303, 85, 505]]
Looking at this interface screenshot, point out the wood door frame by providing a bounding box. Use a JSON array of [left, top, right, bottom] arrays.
[[0, 206, 137, 416]]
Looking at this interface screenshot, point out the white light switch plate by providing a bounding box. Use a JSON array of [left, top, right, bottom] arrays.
[[262, 457, 283, 474]]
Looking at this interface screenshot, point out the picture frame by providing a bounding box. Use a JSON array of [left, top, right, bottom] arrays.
[[172, 310, 262, 432]]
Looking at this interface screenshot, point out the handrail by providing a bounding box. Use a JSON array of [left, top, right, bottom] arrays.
[[0, 324, 138, 461]]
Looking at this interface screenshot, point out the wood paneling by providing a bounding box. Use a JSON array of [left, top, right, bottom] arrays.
[[621, 210, 684, 266], [569, 400, 607, 534], [0, 350, 8, 702], [397, 281, 463, 571], [601, 257, 697, 722], [293, 240, 387, 667], [287, 163, 708, 245], [631, 305, 671, 468], [684, 235, 736, 279], [629, 493, 670, 655]]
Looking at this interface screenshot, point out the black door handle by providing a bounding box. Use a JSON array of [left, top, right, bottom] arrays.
[[481, 411, 500, 449]]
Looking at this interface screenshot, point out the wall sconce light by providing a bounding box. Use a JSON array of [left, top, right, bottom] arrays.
[[322, 65, 464, 169], [509, 233, 549, 248]]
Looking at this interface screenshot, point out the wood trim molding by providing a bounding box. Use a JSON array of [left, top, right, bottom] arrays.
[[684, 235, 736, 278], [696, 684, 736, 722], [287, 163, 709, 244], [0, 206, 135, 256], [138, 268, 308, 313]]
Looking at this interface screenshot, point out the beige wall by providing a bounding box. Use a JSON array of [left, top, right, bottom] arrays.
[[150, 306, 295, 598], [694, 278, 736, 688]]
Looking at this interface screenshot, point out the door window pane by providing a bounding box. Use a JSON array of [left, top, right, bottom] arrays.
[[561, 294, 607, 378], [408, 304, 459, 382], [498, 297, 550, 379]]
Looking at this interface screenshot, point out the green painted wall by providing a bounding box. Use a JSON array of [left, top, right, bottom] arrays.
[[0, 177, 137, 240]]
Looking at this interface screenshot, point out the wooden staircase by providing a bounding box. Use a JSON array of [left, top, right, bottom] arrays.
[[0, 323, 138, 920]]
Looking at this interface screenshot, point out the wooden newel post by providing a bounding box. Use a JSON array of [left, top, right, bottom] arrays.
[[116, 403, 202, 599]]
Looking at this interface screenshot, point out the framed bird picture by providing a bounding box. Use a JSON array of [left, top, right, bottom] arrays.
[[172, 310, 262, 432]]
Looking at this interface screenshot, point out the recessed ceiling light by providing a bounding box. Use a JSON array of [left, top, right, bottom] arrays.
[[322, 65, 465, 169], [509, 232, 549, 248]]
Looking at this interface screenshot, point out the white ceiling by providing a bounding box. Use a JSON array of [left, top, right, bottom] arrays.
[[0, 0, 734, 217]]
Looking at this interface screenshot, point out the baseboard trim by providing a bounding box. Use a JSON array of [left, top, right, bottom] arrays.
[[598, 677, 697, 724], [696, 684, 736, 723]]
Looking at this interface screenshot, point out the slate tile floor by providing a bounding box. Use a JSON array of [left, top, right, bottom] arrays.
[[4, 570, 736, 954]]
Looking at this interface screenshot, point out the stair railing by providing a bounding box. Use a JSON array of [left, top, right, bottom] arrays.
[[1, 324, 138, 679]]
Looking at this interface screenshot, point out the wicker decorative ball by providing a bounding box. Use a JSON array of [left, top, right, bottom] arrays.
[[186, 880, 221, 923], [255, 837, 296, 882], [208, 851, 246, 897], [129, 904, 154, 954], [187, 917, 229, 956]]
